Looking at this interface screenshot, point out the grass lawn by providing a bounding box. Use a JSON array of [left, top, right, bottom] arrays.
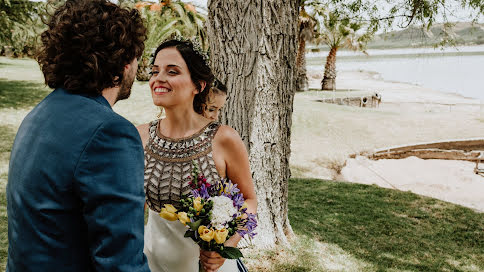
[[0, 126, 15, 269], [0, 79, 51, 109], [1, 57, 484, 271], [253, 178, 484, 272]]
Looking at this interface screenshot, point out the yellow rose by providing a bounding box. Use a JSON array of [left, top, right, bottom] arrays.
[[177, 212, 190, 225], [214, 228, 229, 244], [193, 197, 204, 213], [159, 204, 178, 221], [198, 226, 215, 242], [164, 204, 177, 213], [198, 225, 207, 235]]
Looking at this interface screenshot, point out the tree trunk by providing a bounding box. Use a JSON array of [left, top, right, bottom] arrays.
[[207, 0, 298, 248], [321, 46, 337, 90], [296, 37, 308, 92]]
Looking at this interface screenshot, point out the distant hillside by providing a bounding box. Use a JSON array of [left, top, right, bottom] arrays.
[[368, 22, 484, 49]]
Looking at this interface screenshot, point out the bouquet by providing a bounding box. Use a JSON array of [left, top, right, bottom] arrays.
[[159, 162, 257, 261]]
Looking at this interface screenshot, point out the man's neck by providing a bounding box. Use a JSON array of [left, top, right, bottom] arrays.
[[102, 87, 119, 107]]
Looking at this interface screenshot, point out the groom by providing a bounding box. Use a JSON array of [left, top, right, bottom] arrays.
[[6, 0, 150, 271]]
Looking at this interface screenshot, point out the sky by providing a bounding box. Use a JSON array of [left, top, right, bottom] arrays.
[[187, 0, 206, 8]]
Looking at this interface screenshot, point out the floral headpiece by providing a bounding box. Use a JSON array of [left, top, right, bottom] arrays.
[[170, 34, 210, 65]]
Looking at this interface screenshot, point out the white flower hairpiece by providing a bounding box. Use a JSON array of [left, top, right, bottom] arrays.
[[170, 34, 210, 65]]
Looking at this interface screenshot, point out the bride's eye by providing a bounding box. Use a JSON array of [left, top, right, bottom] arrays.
[[168, 70, 178, 75], [150, 70, 159, 76]]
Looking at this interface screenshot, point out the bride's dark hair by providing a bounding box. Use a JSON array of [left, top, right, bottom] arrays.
[[152, 40, 214, 114]]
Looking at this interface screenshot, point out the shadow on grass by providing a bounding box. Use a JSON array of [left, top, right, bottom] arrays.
[[0, 125, 16, 154], [0, 79, 51, 109], [289, 178, 484, 272]]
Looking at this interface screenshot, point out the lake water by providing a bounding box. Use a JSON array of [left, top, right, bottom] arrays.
[[306, 45, 484, 99]]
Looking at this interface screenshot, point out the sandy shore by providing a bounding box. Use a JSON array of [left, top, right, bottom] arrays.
[[342, 156, 484, 212], [290, 69, 484, 212]]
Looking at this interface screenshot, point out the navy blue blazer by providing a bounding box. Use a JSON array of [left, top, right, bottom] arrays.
[[6, 88, 150, 271]]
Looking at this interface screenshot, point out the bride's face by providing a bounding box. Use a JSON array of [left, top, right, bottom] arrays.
[[149, 47, 199, 108]]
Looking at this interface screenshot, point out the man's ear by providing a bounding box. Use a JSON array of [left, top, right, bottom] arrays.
[[124, 58, 137, 74], [114, 64, 130, 86]]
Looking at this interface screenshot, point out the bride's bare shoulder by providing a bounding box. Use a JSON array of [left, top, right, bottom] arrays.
[[214, 125, 244, 147]]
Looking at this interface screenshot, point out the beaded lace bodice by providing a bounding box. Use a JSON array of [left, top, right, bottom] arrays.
[[144, 120, 222, 212]]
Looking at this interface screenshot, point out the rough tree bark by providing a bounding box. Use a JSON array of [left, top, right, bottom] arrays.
[[207, 0, 299, 248], [321, 46, 337, 90]]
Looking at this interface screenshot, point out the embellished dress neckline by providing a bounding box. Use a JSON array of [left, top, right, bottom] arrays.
[[155, 119, 215, 142], [144, 119, 222, 212]]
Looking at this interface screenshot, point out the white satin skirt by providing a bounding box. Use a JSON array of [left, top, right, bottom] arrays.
[[144, 209, 238, 272]]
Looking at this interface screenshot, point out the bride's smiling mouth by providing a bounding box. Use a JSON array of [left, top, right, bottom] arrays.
[[153, 86, 172, 95]]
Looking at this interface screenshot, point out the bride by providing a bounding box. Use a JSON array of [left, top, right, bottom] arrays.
[[137, 39, 257, 272]]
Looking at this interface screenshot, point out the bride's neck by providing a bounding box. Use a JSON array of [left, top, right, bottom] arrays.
[[161, 106, 206, 138]]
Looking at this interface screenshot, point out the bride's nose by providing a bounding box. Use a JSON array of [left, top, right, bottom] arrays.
[[153, 71, 167, 83]]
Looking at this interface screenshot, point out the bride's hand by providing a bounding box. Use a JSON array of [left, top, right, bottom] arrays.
[[200, 234, 242, 271], [200, 250, 225, 272]]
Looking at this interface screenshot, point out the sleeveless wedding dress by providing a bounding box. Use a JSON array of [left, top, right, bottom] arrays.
[[143, 120, 238, 272]]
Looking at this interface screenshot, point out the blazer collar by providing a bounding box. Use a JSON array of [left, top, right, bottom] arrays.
[[57, 88, 113, 110], [93, 94, 112, 109]]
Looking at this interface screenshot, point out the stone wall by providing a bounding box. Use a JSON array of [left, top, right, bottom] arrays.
[[319, 93, 381, 108]]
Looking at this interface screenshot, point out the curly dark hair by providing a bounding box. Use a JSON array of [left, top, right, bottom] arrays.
[[37, 0, 147, 95], [151, 40, 214, 114]]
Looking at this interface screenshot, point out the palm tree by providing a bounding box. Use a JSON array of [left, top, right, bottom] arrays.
[[135, 1, 206, 81], [313, 9, 374, 90], [295, 1, 317, 92]]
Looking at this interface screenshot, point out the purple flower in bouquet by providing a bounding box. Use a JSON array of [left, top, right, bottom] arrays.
[[232, 193, 245, 211], [238, 213, 258, 238], [214, 178, 240, 197], [245, 213, 257, 238], [191, 184, 211, 200]]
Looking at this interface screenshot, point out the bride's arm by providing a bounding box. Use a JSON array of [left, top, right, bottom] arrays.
[[218, 126, 257, 240], [214, 125, 257, 216], [201, 125, 257, 271]]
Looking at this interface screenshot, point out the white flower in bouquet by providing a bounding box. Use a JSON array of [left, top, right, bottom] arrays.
[[210, 195, 237, 230]]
